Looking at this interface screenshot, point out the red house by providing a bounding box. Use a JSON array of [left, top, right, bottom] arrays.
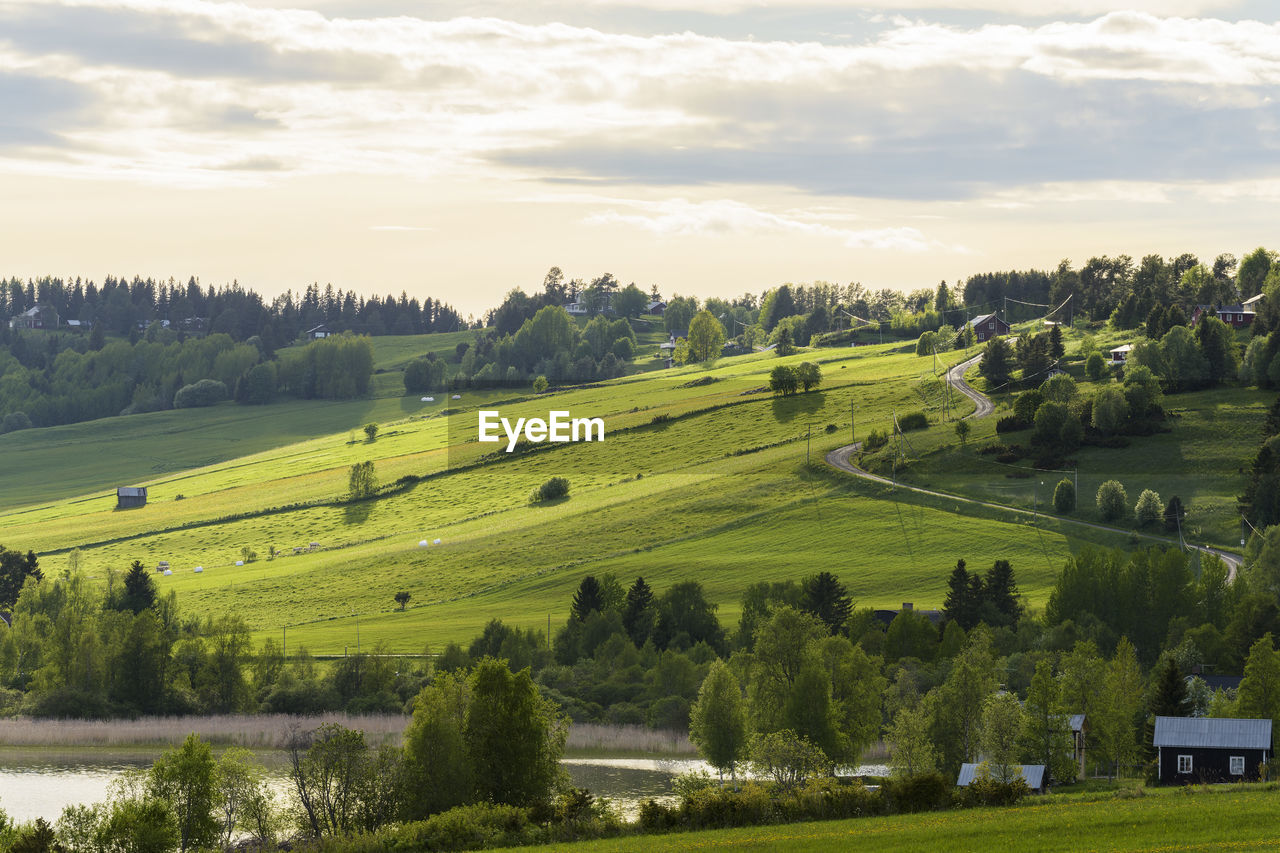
[[1192, 304, 1255, 328], [968, 312, 1010, 342]]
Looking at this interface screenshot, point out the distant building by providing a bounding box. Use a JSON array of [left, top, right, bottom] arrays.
[[9, 305, 58, 330], [1191, 304, 1256, 328], [957, 763, 1048, 794], [1109, 344, 1133, 365], [1069, 714, 1087, 779], [1153, 716, 1271, 784], [967, 312, 1009, 343], [647, 300, 667, 316], [116, 486, 148, 509], [304, 324, 332, 339], [871, 601, 945, 629]]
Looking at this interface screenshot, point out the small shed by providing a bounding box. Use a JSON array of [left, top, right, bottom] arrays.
[[647, 300, 667, 315], [116, 486, 147, 509], [957, 763, 1047, 794], [305, 324, 332, 339], [1153, 716, 1272, 784], [1069, 714, 1087, 778], [967, 313, 1009, 343]]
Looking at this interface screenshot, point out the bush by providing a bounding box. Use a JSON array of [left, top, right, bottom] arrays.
[[863, 429, 888, 451], [898, 411, 929, 432], [881, 772, 951, 813], [1053, 478, 1076, 514], [533, 476, 570, 503], [173, 379, 229, 409], [0, 411, 32, 434], [1135, 489, 1164, 526], [995, 415, 1023, 434], [1097, 479, 1128, 522], [956, 775, 1030, 808], [1013, 389, 1043, 426], [1085, 351, 1107, 381], [533, 375, 549, 393], [385, 802, 533, 851]]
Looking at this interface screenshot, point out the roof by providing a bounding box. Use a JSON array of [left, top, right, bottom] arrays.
[[968, 313, 1001, 327], [1069, 714, 1085, 732], [1110, 344, 1133, 354], [304, 324, 330, 333], [1152, 716, 1272, 750], [117, 486, 147, 497], [1217, 304, 1253, 315], [1243, 293, 1265, 308], [957, 764, 1045, 789]]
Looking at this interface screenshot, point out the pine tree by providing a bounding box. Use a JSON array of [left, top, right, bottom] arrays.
[[122, 559, 158, 614], [800, 571, 852, 635], [570, 576, 604, 622], [622, 577, 655, 645], [983, 560, 1020, 626], [943, 560, 977, 629]]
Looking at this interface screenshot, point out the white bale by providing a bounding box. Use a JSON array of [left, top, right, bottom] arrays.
[[418, 540, 429, 547], [194, 567, 204, 573], [235, 560, 244, 566], [424, 396, 435, 402], [451, 394, 461, 399], [163, 569, 173, 576], [433, 538, 442, 545]]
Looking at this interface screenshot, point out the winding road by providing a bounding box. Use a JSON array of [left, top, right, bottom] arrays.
[[825, 353, 1243, 575]]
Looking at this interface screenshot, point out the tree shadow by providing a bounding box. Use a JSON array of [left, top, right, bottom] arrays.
[[343, 500, 374, 526], [771, 391, 825, 423]]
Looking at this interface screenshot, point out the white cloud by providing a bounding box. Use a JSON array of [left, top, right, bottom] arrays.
[[582, 197, 967, 252]]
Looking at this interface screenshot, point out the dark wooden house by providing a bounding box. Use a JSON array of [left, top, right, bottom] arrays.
[[967, 312, 1009, 343], [116, 486, 148, 509], [1153, 716, 1271, 784]]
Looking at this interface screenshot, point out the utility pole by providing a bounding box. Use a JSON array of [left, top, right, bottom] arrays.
[[806, 425, 812, 465], [851, 401, 855, 445], [282, 626, 287, 657]]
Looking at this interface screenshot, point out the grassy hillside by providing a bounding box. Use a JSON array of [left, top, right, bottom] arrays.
[[497, 785, 1280, 852], [0, 326, 1256, 652]]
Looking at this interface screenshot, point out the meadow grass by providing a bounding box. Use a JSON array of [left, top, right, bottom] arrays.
[[497, 784, 1280, 852]]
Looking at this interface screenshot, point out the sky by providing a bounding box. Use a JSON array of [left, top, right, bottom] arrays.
[[0, 1, 1277, 318]]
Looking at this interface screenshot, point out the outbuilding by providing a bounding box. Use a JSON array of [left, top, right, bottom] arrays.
[[957, 763, 1047, 794], [1153, 716, 1271, 784], [116, 486, 147, 509]]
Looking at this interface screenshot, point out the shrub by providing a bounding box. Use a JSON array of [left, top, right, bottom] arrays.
[[1013, 389, 1044, 426], [1085, 351, 1107, 381], [173, 379, 228, 409], [1097, 479, 1128, 522], [954, 420, 971, 445], [881, 772, 951, 813], [386, 802, 532, 851], [863, 429, 889, 451], [898, 411, 929, 432], [0, 411, 32, 434], [995, 415, 1023, 434], [748, 730, 828, 789], [364, 423, 379, 441], [978, 443, 1009, 455], [533, 476, 570, 503], [1053, 478, 1076, 514], [533, 375, 549, 393], [956, 775, 1030, 808], [1164, 496, 1186, 532], [1135, 489, 1164, 526]]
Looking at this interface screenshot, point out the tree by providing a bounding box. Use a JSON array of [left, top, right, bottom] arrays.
[[1095, 637, 1143, 780], [943, 559, 981, 630], [622, 577, 656, 646], [613, 283, 648, 319], [689, 659, 749, 782], [800, 571, 852, 636], [982, 560, 1020, 626], [394, 591, 411, 611], [1020, 660, 1076, 784], [401, 672, 473, 819], [930, 628, 997, 774], [955, 419, 971, 445], [1196, 315, 1239, 386], [1161, 325, 1208, 392], [1135, 489, 1163, 527], [1096, 480, 1128, 522], [1049, 323, 1065, 359], [887, 705, 937, 777], [748, 729, 827, 788], [686, 310, 726, 363], [1238, 247, 1276, 298], [532, 375, 548, 393], [979, 692, 1024, 784], [1053, 478, 1076, 514], [213, 747, 277, 850], [978, 336, 1014, 388], [0, 546, 41, 609], [120, 560, 157, 614], [287, 723, 370, 837], [774, 324, 795, 357], [149, 734, 220, 852], [654, 581, 726, 653], [570, 576, 604, 622], [1237, 634, 1280, 729], [1092, 385, 1128, 435], [769, 365, 798, 396], [1040, 373, 1077, 405], [1123, 365, 1163, 420], [1164, 496, 1186, 533], [465, 658, 567, 808], [348, 461, 377, 500], [795, 361, 822, 392], [1085, 351, 1107, 381], [363, 423, 378, 442]]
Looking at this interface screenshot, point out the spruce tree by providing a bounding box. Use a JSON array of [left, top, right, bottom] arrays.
[[570, 576, 604, 622], [800, 571, 853, 636], [622, 577, 655, 645], [943, 560, 978, 629], [983, 560, 1020, 626]]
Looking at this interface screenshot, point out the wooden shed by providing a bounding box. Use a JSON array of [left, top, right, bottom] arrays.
[[1154, 716, 1271, 784], [116, 486, 148, 509]]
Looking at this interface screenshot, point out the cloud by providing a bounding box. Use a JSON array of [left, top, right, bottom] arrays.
[[582, 197, 966, 252], [0, 2, 1276, 200]]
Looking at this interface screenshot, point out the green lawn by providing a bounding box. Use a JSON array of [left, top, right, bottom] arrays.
[[499, 785, 1280, 852]]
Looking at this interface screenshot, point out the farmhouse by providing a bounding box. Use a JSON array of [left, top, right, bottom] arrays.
[[1153, 716, 1271, 784], [116, 486, 148, 509], [967, 312, 1009, 343], [1109, 344, 1132, 365], [304, 323, 332, 339], [1191, 304, 1255, 329], [646, 300, 666, 315], [956, 763, 1047, 794], [9, 305, 58, 330]]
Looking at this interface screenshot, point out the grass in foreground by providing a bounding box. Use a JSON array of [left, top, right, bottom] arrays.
[[499, 785, 1280, 852]]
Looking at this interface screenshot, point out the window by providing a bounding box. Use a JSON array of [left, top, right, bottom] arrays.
[[988, 322, 995, 330], [1230, 756, 1245, 775], [1177, 755, 1193, 774]]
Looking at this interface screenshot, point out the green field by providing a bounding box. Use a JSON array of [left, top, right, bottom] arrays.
[[0, 328, 1254, 652], [496, 785, 1280, 852]]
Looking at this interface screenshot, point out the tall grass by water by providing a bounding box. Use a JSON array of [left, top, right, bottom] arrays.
[[0, 713, 409, 749]]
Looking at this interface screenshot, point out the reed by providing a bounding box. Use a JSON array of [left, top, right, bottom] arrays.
[[0, 713, 409, 749], [565, 723, 694, 756]]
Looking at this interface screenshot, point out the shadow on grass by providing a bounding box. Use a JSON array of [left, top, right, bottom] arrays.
[[771, 390, 825, 423], [343, 501, 374, 525]]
